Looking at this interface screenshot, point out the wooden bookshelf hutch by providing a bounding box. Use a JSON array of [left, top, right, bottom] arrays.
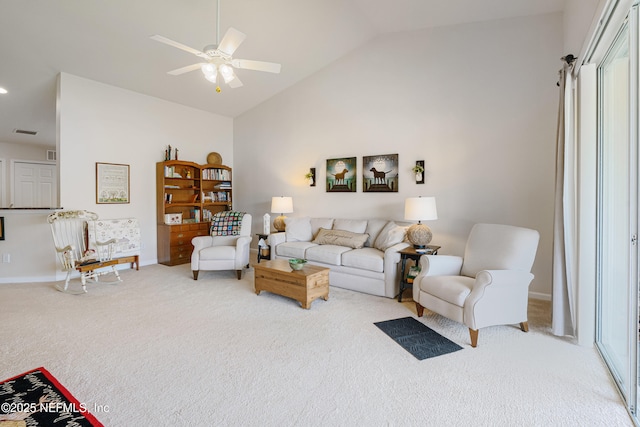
[[156, 160, 232, 266]]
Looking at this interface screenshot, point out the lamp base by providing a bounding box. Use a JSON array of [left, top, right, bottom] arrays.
[[273, 215, 287, 232], [407, 223, 432, 248]]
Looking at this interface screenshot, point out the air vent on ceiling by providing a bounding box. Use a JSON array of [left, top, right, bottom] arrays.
[[47, 150, 57, 161], [13, 129, 38, 136]]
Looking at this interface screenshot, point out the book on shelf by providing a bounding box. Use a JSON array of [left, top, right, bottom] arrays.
[[164, 165, 183, 178], [202, 168, 230, 181]]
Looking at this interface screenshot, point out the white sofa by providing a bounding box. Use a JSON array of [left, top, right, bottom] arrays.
[[269, 217, 410, 298]]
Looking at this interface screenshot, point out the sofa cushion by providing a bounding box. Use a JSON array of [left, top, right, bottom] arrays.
[[285, 217, 312, 242], [310, 218, 334, 239], [374, 221, 408, 251], [305, 244, 352, 266], [341, 247, 384, 272], [312, 228, 369, 249], [364, 219, 389, 247], [276, 241, 317, 258], [333, 219, 368, 234]]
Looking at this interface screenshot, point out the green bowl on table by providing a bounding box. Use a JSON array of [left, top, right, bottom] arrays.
[[289, 258, 307, 271]]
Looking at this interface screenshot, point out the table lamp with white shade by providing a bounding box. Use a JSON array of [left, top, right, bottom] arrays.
[[271, 196, 293, 232], [404, 196, 438, 248]]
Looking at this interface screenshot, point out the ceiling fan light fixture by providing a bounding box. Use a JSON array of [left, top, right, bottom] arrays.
[[201, 63, 216, 76], [219, 64, 235, 83], [205, 73, 217, 84], [201, 63, 218, 83]]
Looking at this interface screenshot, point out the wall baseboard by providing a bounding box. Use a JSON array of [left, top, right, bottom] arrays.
[[0, 275, 56, 284]]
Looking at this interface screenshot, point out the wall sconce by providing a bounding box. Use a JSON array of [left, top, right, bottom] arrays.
[[305, 168, 316, 187], [412, 161, 425, 184]]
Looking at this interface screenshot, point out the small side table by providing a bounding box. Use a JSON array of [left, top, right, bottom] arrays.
[[256, 233, 271, 263], [397, 245, 440, 302]]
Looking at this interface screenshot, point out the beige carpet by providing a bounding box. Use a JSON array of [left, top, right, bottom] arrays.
[[0, 264, 633, 426]]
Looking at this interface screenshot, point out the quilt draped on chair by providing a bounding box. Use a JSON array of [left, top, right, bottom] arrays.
[[210, 211, 245, 236]]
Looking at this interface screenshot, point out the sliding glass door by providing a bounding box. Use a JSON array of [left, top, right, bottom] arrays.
[[596, 5, 639, 417]]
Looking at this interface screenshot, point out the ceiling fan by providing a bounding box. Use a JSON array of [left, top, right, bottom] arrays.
[[151, 0, 281, 92]]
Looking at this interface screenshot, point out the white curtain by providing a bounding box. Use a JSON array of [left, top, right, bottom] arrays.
[[552, 60, 577, 337]]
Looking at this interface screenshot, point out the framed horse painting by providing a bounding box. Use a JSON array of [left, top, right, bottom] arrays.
[[363, 154, 399, 192], [326, 157, 357, 192]]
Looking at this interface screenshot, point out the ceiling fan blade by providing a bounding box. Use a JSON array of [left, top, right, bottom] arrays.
[[228, 75, 243, 88], [167, 63, 205, 76], [217, 27, 246, 56], [231, 59, 281, 74], [150, 35, 207, 58]]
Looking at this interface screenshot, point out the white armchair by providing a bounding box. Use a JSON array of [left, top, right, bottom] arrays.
[[191, 213, 252, 280], [413, 223, 540, 347]]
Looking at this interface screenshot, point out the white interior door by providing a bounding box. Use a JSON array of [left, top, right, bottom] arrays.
[[12, 161, 57, 208]]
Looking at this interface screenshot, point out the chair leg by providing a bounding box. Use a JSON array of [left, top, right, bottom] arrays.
[[236, 270, 242, 280], [469, 328, 479, 348], [520, 321, 529, 332], [80, 272, 88, 293], [193, 270, 199, 280], [64, 271, 72, 291], [415, 303, 424, 317], [111, 266, 122, 283]]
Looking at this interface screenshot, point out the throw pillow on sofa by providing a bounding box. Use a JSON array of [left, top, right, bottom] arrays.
[[364, 219, 389, 247], [313, 228, 369, 249], [374, 221, 408, 251], [310, 218, 334, 239], [333, 218, 368, 234], [285, 217, 313, 242]]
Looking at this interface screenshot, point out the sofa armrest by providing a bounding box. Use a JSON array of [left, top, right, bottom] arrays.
[[381, 242, 410, 298], [269, 232, 286, 246]]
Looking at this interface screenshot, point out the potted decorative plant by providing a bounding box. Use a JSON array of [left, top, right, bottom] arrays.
[[305, 171, 315, 186], [412, 164, 424, 182]]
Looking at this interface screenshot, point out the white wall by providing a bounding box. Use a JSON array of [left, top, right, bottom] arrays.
[[0, 73, 233, 283], [563, 0, 602, 56], [234, 13, 563, 298]]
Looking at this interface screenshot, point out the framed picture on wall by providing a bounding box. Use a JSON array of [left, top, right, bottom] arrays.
[[0, 217, 4, 240], [326, 157, 357, 192], [363, 154, 399, 192], [96, 162, 130, 204]]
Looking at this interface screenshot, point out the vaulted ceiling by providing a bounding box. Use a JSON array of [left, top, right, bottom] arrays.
[[0, 0, 566, 147]]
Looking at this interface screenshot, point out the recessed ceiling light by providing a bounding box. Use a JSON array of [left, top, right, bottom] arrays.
[[0, 88, 7, 94]]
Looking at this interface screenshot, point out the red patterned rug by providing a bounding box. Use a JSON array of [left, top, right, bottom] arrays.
[[0, 367, 103, 426]]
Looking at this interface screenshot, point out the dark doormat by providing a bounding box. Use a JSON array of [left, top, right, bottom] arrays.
[[374, 316, 463, 360]]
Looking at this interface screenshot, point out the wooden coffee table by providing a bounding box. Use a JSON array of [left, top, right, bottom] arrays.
[[254, 259, 329, 309]]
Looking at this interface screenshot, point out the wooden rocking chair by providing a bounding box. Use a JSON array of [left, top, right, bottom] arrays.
[[47, 210, 122, 293]]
